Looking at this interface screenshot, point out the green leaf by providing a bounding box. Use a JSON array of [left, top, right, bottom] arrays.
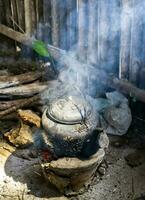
[[32, 40, 50, 58]]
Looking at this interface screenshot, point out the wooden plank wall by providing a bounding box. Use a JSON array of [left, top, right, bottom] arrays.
[[0, 0, 145, 88]]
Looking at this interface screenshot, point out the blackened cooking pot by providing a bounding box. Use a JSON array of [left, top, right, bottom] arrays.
[[42, 95, 100, 157]]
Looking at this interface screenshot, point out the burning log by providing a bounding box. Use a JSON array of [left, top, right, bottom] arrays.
[[0, 71, 42, 89]]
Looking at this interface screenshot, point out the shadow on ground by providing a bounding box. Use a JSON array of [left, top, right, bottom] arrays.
[[4, 148, 62, 199]]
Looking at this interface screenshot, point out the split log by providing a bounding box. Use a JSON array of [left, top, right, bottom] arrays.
[[17, 109, 41, 128], [4, 120, 33, 147], [0, 24, 66, 60], [0, 71, 42, 89], [0, 82, 47, 98], [0, 95, 40, 118], [0, 96, 41, 111]]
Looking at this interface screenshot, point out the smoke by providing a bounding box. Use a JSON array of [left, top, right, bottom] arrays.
[[29, 1, 145, 100]]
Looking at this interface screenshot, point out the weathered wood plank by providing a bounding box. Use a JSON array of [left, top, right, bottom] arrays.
[[66, 0, 77, 50], [129, 0, 144, 85], [87, 0, 98, 65], [59, 0, 67, 50], [119, 0, 132, 79], [24, 0, 32, 35], [43, 0, 51, 44], [98, 0, 111, 69], [77, 0, 88, 61], [108, 0, 120, 75], [0, 0, 5, 24], [51, 0, 60, 47]]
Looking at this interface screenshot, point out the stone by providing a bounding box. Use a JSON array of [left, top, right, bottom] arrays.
[[98, 131, 109, 149]]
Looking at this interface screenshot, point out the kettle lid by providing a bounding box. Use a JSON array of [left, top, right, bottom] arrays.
[[46, 96, 91, 125]]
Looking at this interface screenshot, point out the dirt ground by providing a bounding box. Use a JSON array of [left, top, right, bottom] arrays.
[[0, 135, 145, 200]]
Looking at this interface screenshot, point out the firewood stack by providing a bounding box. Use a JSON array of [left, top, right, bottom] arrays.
[[0, 70, 48, 119]]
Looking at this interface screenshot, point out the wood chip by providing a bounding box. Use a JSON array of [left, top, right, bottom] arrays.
[[17, 109, 41, 128], [4, 121, 33, 147]]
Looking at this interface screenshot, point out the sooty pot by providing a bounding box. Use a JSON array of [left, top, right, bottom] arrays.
[[42, 95, 100, 157]]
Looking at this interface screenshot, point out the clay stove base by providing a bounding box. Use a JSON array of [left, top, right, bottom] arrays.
[[41, 148, 105, 196]]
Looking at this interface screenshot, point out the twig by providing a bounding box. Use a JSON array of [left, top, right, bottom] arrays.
[[34, 171, 42, 176]]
